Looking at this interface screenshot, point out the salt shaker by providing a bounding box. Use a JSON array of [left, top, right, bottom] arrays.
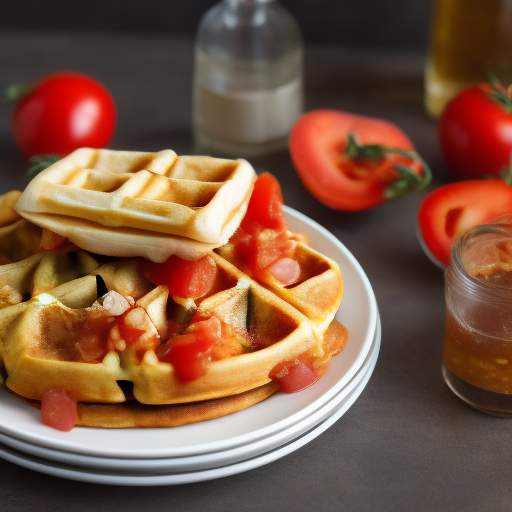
[[192, 0, 304, 158]]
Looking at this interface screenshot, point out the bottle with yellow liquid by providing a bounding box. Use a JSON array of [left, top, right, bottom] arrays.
[[425, 0, 512, 117]]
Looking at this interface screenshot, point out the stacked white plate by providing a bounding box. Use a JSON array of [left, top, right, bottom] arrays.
[[0, 208, 380, 485]]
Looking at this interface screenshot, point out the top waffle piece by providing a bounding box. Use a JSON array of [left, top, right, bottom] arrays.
[[14, 148, 257, 262]]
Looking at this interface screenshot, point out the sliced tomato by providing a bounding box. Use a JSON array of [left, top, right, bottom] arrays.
[[141, 254, 217, 299], [41, 388, 77, 432], [289, 109, 430, 211], [241, 172, 286, 233], [270, 359, 318, 393], [418, 179, 512, 267]]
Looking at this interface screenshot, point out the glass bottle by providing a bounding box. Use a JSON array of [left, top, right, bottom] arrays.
[[192, 0, 304, 158], [443, 216, 512, 416], [424, 0, 512, 118]]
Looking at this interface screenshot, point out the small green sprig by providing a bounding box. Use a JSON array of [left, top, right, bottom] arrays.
[[486, 73, 512, 114], [344, 132, 432, 200], [27, 154, 61, 179]]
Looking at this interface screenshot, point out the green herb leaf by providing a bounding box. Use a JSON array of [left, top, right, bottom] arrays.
[[344, 132, 432, 200], [27, 154, 61, 179]]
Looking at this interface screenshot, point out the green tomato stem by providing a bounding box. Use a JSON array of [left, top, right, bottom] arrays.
[[27, 154, 61, 179], [344, 132, 432, 200], [4, 84, 31, 104]]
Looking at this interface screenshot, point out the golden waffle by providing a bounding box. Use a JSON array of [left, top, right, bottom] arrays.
[[0, 251, 99, 310], [0, 254, 345, 407], [0, 147, 347, 428], [216, 240, 343, 331], [15, 148, 257, 262], [0, 191, 43, 265]]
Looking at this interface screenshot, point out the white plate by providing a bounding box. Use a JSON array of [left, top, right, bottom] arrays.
[[0, 207, 378, 459], [0, 320, 379, 485], [0, 314, 380, 473]]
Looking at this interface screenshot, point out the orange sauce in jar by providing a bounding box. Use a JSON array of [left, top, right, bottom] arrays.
[[443, 217, 512, 415]]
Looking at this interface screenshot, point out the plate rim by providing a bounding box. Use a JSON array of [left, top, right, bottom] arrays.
[[0, 313, 381, 472], [0, 321, 380, 485]]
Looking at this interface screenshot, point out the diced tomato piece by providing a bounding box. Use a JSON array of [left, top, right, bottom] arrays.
[[141, 254, 217, 299], [41, 388, 77, 432], [268, 258, 301, 285], [163, 333, 214, 382], [253, 230, 295, 271], [188, 316, 222, 341], [230, 226, 259, 265], [270, 359, 318, 393], [75, 334, 107, 361], [117, 308, 151, 345], [157, 314, 248, 381], [75, 313, 114, 361], [241, 173, 286, 233]]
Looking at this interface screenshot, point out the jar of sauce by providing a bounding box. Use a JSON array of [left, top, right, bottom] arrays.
[[443, 216, 512, 416]]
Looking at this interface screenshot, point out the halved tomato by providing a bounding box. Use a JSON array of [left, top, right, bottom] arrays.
[[418, 179, 512, 267], [289, 109, 430, 211]]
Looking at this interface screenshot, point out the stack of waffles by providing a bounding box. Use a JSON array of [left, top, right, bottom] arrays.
[[0, 149, 347, 428]]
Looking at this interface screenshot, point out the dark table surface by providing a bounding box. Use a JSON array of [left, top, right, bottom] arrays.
[[1, 31, 511, 512]]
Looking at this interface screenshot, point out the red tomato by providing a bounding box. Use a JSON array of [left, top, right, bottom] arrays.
[[10, 71, 116, 158], [241, 172, 286, 232], [268, 258, 301, 285], [159, 317, 222, 381], [418, 179, 512, 267], [439, 82, 512, 179], [270, 359, 318, 393], [40, 388, 77, 432], [141, 254, 217, 299], [289, 109, 430, 211]]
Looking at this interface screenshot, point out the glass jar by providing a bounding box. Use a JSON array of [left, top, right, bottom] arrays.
[[424, 0, 512, 118], [192, 0, 304, 158], [443, 216, 512, 416]]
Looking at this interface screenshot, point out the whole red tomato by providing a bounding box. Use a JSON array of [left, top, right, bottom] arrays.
[[10, 71, 116, 158], [439, 81, 512, 179], [289, 110, 431, 211]]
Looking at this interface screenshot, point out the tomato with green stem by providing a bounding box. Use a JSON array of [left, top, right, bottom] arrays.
[[289, 110, 431, 211], [7, 71, 116, 159], [439, 78, 512, 179]]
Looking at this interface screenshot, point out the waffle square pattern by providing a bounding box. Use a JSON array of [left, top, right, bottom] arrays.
[[15, 148, 257, 262]]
